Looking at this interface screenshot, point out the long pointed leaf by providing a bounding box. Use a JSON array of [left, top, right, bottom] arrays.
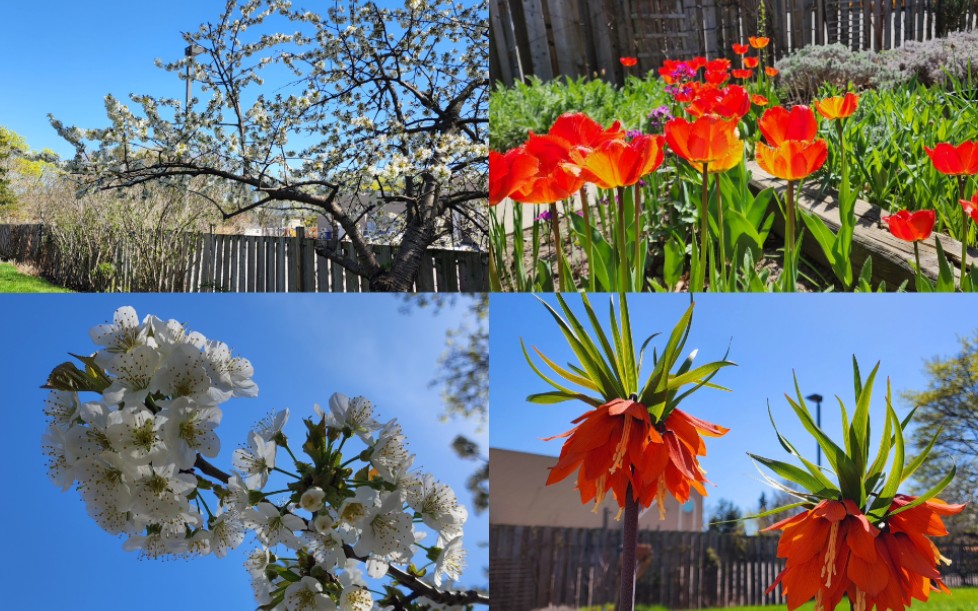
[[886, 465, 957, 518]]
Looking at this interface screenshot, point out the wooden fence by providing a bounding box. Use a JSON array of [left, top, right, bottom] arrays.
[[0, 224, 488, 293], [490, 525, 978, 610], [490, 0, 978, 87]]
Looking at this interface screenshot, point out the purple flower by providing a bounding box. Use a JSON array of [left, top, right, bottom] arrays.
[[535, 209, 553, 222], [625, 129, 643, 140]]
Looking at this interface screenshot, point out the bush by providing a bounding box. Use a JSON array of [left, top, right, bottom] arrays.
[[878, 29, 978, 88], [774, 43, 897, 103]]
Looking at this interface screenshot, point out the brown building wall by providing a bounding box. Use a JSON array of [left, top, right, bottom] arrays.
[[489, 447, 703, 531]]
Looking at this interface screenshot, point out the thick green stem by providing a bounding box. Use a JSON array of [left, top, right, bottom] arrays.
[[618, 484, 638, 611], [548, 203, 566, 292]]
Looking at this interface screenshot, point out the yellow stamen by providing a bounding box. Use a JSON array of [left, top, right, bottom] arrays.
[[656, 478, 667, 520], [821, 521, 839, 587], [591, 474, 608, 513], [610, 415, 632, 473]]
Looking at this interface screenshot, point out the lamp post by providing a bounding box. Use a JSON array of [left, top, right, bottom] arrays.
[[184, 43, 205, 117], [806, 393, 823, 467]]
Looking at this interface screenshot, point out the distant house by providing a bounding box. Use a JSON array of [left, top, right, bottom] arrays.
[[490, 448, 703, 531]]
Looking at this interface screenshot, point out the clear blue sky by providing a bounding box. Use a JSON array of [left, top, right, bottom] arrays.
[[0, 0, 415, 159], [0, 294, 488, 610], [490, 293, 975, 527]]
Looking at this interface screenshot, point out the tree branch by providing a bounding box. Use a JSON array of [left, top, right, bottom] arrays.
[[342, 545, 488, 607]]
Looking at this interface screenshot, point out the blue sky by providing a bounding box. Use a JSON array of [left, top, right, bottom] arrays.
[[0, 294, 488, 610], [490, 293, 975, 528], [0, 0, 420, 159]]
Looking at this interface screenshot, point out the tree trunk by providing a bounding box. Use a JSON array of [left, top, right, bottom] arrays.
[[368, 218, 437, 292]]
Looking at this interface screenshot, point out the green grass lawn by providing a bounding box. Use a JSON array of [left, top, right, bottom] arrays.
[[0, 262, 71, 293], [583, 587, 978, 611]]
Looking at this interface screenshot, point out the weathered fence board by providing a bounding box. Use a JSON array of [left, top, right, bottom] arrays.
[[0, 224, 488, 293], [492, 0, 978, 86], [491, 525, 978, 610]]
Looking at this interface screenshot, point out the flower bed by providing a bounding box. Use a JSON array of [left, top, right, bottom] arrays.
[[490, 40, 978, 292]]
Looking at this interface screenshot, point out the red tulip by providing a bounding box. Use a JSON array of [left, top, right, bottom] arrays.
[[882, 209, 936, 242], [924, 141, 978, 176], [704, 69, 729, 85], [744, 56, 759, 69], [546, 112, 625, 152], [509, 134, 585, 204], [758, 105, 819, 147], [732, 43, 749, 55], [962, 193, 978, 223], [489, 148, 539, 206], [765, 66, 779, 77], [752, 94, 769, 107], [620, 56, 637, 67], [732, 69, 753, 79], [686, 85, 750, 120]]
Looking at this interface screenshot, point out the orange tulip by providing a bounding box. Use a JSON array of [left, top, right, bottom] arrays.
[[962, 193, 978, 223], [744, 56, 759, 69], [732, 68, 753, 79], [686, 84, 750, 120], [750, 36, 770, 49], [816, 93, 860, 120], [576, 134, 665, 189], [546, 398, 728, 512], [546, 112, 625, 152], [756, 139, 828, 181], [882, 209, 936, 242], [665, 116, 743, 173], [758, 105, 819, 146], [924, 141, 978, 176], [752, 94, 769, 106], [509, 134, 585, 204], [732, 43, 749, 54], [765, 66, 779, 77], [620, 56, 637, 67], [489, 148, 538, 206]]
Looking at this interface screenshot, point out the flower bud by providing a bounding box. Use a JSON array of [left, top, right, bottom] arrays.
[[300, 486, 326, 512]]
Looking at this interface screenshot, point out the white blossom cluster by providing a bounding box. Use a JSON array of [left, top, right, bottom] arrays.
[[242, 393, 469, 610], [42, 307, 476, 611], [41, 306, 258, 558]]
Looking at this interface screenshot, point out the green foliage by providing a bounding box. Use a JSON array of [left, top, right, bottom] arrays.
[[0, 262, 71, 293], [707, 499, 745, 535], [523, 294, 734, 423], [902, 334, 978, 534], [0, 127, 18, 208], [752, 358, 956, 526], [489, 74, 671, 151]]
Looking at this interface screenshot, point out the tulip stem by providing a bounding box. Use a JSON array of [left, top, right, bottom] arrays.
[[618, 186, 629, 291], [549, 202, 566, 292], [619, 483, 638, 611], [716, 171, 725, 277], [580, 187, 596, 292], [914, 241, 923, 290], [697, 165, 710, 292], [634, 183, 643, 291], [959, 176, 968, 286], [786, 180, 796, 284]]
